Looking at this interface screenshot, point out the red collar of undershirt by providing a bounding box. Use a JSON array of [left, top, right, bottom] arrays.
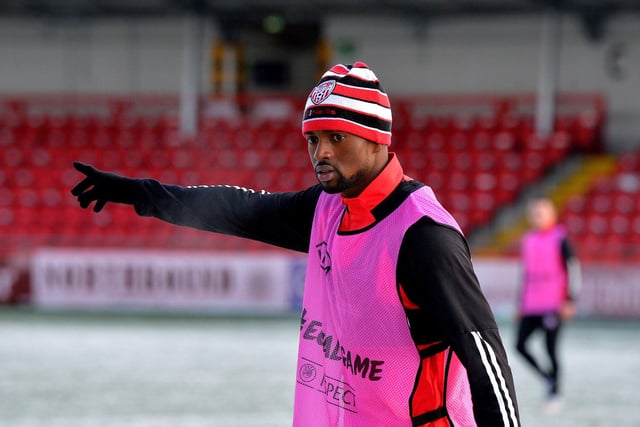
[[339, 153, 405, 232]]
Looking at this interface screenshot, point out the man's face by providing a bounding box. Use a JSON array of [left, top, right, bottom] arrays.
[[527, 199, 557, 230], [305, 130, 382, 198]]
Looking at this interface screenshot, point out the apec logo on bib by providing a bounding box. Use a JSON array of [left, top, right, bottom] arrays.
[[321, 374, 357, 413], [297, 357, 357, 414]]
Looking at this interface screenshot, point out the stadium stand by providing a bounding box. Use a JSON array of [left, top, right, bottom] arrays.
[[0, 93, 606, 256], [560, 151, 640, 262]]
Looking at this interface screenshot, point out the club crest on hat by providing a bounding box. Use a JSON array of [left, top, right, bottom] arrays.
[[309, 80, 336, 105]]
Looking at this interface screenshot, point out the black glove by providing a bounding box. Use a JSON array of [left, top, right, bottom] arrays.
[[71, 162, 137, 212]]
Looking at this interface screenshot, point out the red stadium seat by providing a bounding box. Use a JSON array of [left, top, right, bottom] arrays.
[[475, 152, 497, 172], [470, 130, 492, 152], [494, 170, 519, 204], [448, 171, 469, 192], [521, 152, 545, 184], [400, 149, 428, 175], [449, 131, 470, 152], [617, 152, 640, 172], [548, 131, 572, 162], [612, 193, 635, 214], [404, 130, 427, 150], [490, 130, 516, 152], [563, 211, 586, 235], [425, 131, 447, 152], [423, 171, 445, 192]]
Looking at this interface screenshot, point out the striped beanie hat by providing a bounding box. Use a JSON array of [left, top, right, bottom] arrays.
[[302, 61, 392, 145]]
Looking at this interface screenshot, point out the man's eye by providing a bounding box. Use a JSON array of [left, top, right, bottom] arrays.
[[307, 137, 318, 144], [333, 134, 345, 142]]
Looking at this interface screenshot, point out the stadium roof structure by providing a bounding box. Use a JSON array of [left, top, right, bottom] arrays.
[[1, 0, 639, 19]]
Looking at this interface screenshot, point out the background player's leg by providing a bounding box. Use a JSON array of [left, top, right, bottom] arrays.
[[515, 315, 546, 378], [543, 314, 562, 397]]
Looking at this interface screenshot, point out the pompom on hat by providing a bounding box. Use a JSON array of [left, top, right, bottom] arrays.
[[301, 61, 392, 145]]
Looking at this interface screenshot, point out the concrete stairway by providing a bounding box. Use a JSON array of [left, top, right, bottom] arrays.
[[471, 154, 618, 256]]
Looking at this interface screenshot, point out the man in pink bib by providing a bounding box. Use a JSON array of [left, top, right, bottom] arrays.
[[72, 62, 520, 426], [516, 197, 580, 413]]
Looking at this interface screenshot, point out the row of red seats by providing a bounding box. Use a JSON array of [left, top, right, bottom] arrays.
[[2, 114, 596, 156], [2, 167, 521, 211], [0, 178, 542, 252], [1, 142, 559, 200], [1, 142, 567, 180], [560, 151, 640, 261], [1, 135, 566, 194], [1, 192, 502, 252], [2, 99, 602, 129], [1, 146, 312, 171]]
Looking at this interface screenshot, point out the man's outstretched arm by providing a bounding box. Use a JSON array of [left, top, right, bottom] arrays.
[[71, 161, 322, 252]]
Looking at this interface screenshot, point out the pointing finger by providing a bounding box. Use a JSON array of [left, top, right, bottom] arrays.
[[73, 161, 98, 176], [93, 199, 107, 213], [77, 188, 101, 208], [71, 176, 94, 196]]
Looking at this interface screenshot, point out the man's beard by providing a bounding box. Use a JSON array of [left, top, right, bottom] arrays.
[[320, 168, 368, 195]]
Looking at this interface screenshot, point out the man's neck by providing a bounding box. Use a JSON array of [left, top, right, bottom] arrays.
[[339, 153, 404, 232]]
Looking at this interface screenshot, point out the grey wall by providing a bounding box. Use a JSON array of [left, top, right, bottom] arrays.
[[0, 17, 197, 93]]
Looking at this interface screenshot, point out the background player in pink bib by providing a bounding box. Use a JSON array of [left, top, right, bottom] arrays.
[[516, 197, 581, 413]]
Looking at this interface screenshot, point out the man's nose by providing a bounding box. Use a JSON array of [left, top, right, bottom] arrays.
[[313, 139, 333, 161]]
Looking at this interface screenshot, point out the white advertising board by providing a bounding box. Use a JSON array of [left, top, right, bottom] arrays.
[[31, 249, 305, 314], [28, 250, 640, 317]]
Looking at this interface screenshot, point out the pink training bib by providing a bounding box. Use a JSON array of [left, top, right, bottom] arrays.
[[520, 225, 568, 315], [292, 185, 476, 426]]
